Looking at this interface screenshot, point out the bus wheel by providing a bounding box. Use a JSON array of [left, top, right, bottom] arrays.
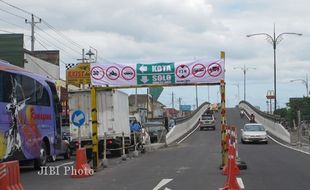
[[34, 143, 48, 170]]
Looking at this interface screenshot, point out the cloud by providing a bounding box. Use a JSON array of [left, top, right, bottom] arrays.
[[2, 0, 310, 109]]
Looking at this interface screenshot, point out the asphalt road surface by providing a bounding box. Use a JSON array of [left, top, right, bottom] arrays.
[[20, 108, 310, 190], [227, 107, 310, 190]]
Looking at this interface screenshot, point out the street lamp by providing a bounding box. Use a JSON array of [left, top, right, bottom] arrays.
[[232, 83, 240, 103], [290, 74, 309, 97], [246, 24, 302, 112], [233, 65, 256, 102]]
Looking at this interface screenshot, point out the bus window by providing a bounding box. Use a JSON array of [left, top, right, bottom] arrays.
[[0, 71, 13, 102], [36, 82, 50, 106], [20, 75, 36, 105]]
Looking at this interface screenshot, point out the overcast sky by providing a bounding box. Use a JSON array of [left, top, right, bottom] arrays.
[[1, 0, 310, 110]]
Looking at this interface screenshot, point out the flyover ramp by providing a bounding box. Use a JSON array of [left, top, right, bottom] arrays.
[[165, 102, 210, 145], [239, 101, 291, 143], [227, 107, 310, 190]]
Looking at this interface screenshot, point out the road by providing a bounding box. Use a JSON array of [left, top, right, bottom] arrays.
[[20, 108, 310, 190], [227, 108, 310, 190]]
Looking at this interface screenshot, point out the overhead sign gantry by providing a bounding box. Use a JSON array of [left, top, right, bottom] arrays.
[[72, 52, 227, 170], [90, 59, 224, 87]]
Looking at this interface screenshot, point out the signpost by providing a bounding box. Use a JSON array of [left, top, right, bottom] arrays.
[[71, 110, 86, 149], [91, 59, 225, 87], [66, 63, 91, 87], [137, 63, 175, 85]]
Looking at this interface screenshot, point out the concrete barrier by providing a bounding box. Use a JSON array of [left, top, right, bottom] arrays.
[[166, 103, 210, 145], [239, 102, 291, 143]]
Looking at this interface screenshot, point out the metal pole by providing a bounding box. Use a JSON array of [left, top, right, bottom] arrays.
[[195, 85, 198, 107], [297, 110, 301, 146], [220, 51, 227, 167], [122, 132, 126, 157], [306, 74, 309, 97], [103, 132, 107, 160], [273, 28, 277, 112], [208, 86, 210, 103], [91, 87, 99, 169], [135, 88, 138, 111], [243, 66, 246, 101], [172, 91, 175, 109]]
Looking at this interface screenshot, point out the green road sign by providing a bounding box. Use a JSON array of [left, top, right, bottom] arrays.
[[137, 62, 175, 85]]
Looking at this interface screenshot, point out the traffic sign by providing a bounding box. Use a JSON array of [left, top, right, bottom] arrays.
[[207, 62, 222, 77], [91, 66, 105, 80], [66, 63, 91, 87], [176, 64, 190, 79], [106, 66, 120, 80], [192, 64, 206, 78], [121, 66, 135, 80], [136, 63, 175, 85], [71, 110, 86, 127]]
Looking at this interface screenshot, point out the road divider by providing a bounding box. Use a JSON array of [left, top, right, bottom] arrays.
[[0, 160, 24, 190]]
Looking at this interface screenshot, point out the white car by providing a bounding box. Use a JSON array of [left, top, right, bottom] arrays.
[[241, 123, 268, 144]]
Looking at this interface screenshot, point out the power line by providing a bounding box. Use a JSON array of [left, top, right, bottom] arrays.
[[35, 25, 81, 55], [0, 29, 16, 33], [41, 20, 83, 49], [35, 34, 79, 61], [0, 17, 27, 30], [0, 7, 27, 20], [0, 0, 32, 15]]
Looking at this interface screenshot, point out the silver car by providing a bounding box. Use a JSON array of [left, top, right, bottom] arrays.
[[200, 114, 216, 130], [241, 123, 268, 144]]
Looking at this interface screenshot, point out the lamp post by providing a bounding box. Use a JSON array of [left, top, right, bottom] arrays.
[[232, 83, 240, 104], [246, 25, 302, 112], [234, 65, 256, 102], [290, 74, 309, 97]]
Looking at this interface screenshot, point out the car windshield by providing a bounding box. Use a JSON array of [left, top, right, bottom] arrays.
[[244, 124, 265, 131], [202, 115, 213, 120]]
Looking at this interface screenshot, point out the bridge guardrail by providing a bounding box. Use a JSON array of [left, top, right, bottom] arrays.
[[239, 101, 291, 143], [165, 102, 210, 145]]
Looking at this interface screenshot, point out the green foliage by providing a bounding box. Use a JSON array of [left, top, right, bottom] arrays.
[[284, 97, 310, 126]]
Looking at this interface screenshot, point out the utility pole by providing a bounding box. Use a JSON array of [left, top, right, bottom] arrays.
[[195, 85, 198, 108], [25, 14, 41, 51], [208, 86, 210, 103], [172, 92, 175, 109], [179, 97, 182, 116], [234, 65, 256, 101]]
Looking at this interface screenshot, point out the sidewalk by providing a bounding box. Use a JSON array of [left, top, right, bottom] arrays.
[[289, 128, 310, 153]]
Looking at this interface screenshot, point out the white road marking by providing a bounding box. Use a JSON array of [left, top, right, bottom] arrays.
[[268, 135, 310, 156], [237, 177, 245, 189], [153, 179, 173, 190], [55, 161, 74, 167], [176, 123, 200, 144], [164, 188, 172, 190]]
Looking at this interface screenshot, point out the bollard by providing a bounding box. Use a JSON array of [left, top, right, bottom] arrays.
[[102, 132, 108, 168], [133, 132, 139, 157], [121, 132, 127, 160]]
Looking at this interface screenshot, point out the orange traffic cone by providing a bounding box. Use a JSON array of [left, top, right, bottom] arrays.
[[0, 160, 24, 190], [219, 145, 241, 190], [222, 144, 240, 175], [71, 148, 93, 178]]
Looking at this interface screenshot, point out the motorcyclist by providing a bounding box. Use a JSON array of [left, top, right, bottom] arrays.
[[240, 110, 245, 118], [250, 114, 255, 123]]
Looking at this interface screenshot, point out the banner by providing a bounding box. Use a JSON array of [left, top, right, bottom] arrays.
[[91, 59, 224, 87]]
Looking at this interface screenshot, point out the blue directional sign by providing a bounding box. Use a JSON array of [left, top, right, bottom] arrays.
[[71, 110, 85, 127]]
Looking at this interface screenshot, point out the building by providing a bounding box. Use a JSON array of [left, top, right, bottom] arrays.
[[0, 33, 60, 80], [128, 94, 165, 118]]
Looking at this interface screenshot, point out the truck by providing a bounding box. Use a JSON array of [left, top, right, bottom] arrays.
[[68, 89, 131, 158]]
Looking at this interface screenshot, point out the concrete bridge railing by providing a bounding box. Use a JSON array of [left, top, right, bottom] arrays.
[[239, 101, 291, 143], [165, 102, 210, 145]]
